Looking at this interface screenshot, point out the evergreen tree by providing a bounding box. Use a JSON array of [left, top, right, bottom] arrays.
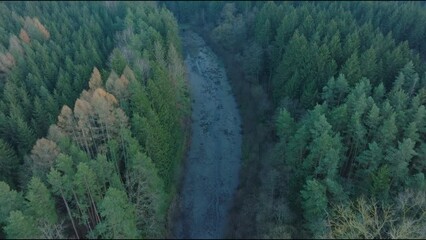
[[5, 210, 40, 239], [0, 181, 23, 229], [301, 179, 328, 237], [96, 187, 138, 239], [26, 177, 58, 225], [0, 140, 19, 187]]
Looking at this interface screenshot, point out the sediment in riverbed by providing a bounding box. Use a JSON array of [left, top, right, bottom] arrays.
[[171, 30, 242, 239]]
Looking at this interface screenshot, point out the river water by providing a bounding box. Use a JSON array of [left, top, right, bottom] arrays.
[[172, 30, 242, 239]]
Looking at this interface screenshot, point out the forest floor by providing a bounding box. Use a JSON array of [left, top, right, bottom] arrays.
[[170, 30, 242, 239]]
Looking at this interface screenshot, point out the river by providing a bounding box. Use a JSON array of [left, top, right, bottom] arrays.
[[171, 30, 242, 239]]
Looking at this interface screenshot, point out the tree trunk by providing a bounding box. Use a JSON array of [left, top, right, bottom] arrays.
[[60, 189, 80, 239], [72, 190, 92, 232]]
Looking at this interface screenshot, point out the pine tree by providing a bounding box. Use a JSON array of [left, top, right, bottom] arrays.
[[301, 179, 328, 237], [0, 139, 19, 187], [360, 47, 378, 84], [273, 30, 310, 102], [276, 108, 295, 141], [378, 112, 397, 147], [125, 143, 166, 237], [96, 187, 138, 239], [47, 166, 80, 239], [370, 164, 391, 201], [32, 96, 51, 137], [385, 138, 417, 189], [0, 181, 23, 227], [74, 162, 102, 227], [322, 74, 350, 107], [26, 177, 58, 225], [341, 52, 362, 86], [5, 210, 40, 239], [343, 31, 360, 60], [305, 114, 342, 179], [328, 31, 343, 66], [11, 110, 36, 156], [365, 103, 381, 140]]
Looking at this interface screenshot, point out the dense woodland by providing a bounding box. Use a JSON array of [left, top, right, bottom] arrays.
[[166, 1, 426, 238], [0, 2, 189, 238], [1, 1, 426, 239]]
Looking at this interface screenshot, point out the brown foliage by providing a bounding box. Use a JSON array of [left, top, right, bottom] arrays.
[[123, 66, 136, 82], [56, 75, 128, 157], [92, 88, 118, 106], [106, 70, 119, 92], [79, 89, 92, 103], [19, 29, 30, 43], [106, 70, 130, 101], [0, 52, 15, 73], [74, 99, 93, 120], [57, 105, 74, 133], [89, 67, 102, 91], [30, 138, 60, 174], [23, 17, 50, 40], [117, 75, 130, 98], [91, 87, 128, 133], [46, 125, 66, 143], [32, 17, 50, 40]]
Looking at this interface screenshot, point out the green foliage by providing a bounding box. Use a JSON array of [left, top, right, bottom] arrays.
[[2, 1, 426, 239], [370, 164, 391, 199], [97, 187, 138, 239], [276, 108, 295, 141], [301, 179, 328, 237], [175, 1, 426, 238], [0, 2, 188, 238], [4, 210, 40, 239], [0, 1, 122, 187], [211, 3, 247, 51], [126, 144, 167, 238], [121, 5, 189, 192], [110, 48, 127, 75], [0, 140, 19, 187], [322, 74, 350, 107], [341, 52, 362, 86], [26, 177, 57, 225], [0, 182, 23, 226]]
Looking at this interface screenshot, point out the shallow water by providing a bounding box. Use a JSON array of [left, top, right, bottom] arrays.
[[172, 30, 242, 239]]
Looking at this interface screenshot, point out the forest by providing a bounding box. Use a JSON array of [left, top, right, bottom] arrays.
[[167, 1, 426, 239], [0, 1, 189, 238], [0, 1, 426, 239]]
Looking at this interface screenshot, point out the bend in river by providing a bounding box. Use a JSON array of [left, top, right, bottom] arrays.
[[172, 30, 242, 239]]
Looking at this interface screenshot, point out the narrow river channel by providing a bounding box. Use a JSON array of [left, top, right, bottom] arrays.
[[172, 30, 242, 239]]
